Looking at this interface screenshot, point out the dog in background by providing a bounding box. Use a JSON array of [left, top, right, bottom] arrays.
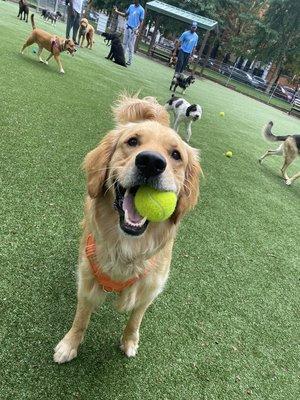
[[78, 18, 95, 49], [21, 14, 76, 74], [53, 94, 200, 363], [170, 73, 195, 94], [165, 95, 202, 142], [259, 121, 300, 186], [42, 10, 62, 26], [101, 32, 126, 67], [17, 0, 29, 22]]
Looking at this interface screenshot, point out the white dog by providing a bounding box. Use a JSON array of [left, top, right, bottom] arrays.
[[165, 95, 202, 142]]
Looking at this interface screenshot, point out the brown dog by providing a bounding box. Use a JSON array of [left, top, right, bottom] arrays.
[[53, 95, 201, 363], [78, 18, 95, 49], [21, 14, 76, 74]]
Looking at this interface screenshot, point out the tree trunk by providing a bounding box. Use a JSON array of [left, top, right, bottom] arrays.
[[266, 63, 282, 93]]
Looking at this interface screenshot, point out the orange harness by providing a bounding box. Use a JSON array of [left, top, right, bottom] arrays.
[[85, 234, 154, 293]]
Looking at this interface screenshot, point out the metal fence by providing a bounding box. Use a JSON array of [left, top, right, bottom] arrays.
[[138, 37, 298, 113], [196, 57, 298, 109]]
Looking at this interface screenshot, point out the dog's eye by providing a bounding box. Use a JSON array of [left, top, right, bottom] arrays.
[[127, 137, 138, 147], [171, 150, 181, 160]]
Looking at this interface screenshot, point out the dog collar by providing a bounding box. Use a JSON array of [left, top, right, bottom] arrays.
[[85, 234, 155, 293]]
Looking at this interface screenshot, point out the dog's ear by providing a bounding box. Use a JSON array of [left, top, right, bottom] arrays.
[[186, 104, 197, 116], [83, 130, 119, 198], [171, 147, 201, 224], [113, 94, 170, 126]]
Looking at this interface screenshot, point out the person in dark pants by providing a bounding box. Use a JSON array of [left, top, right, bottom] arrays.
[[173, 22, 199, 74], [66, 0, 83, 44]]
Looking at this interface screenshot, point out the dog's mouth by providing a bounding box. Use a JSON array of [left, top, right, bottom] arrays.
[[193, 116, 199, 121], [113, 182, 149, 236]]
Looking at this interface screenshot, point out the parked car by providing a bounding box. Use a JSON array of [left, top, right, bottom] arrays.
[[282, 86, 300, 101], [219, 65, 254, 86], [251, 76, 268, 90], [268, 84, 294, 102]]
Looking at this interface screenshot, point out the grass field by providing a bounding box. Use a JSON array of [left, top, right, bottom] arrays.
[[0, 2, 299, 400]]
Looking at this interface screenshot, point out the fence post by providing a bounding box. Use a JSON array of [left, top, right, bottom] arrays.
[[268, 82, 278, 104]]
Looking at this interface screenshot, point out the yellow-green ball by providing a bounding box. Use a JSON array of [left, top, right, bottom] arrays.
[[134, 186, 177, 222], [219, 111, 225, 117], [225, 150, 233, 158]]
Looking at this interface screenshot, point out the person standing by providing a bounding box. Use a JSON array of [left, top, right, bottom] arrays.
[[113, 0, 145, 66], [66, 0, 83, 44], [173, 22, 199, 74]]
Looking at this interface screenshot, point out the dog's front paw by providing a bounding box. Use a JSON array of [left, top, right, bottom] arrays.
[[120, 336, 139, 357], [285, 179, 292, 186], [44, 61, 48, 65], [53, 337, 78, 364], [59, 69, 65, 74]]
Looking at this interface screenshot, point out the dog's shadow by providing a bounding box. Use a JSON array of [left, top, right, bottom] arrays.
[[258, 162, 300, 197], [18, 52, 64, 75]]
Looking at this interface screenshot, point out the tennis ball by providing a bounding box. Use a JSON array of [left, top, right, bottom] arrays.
[[134, 186, 177, 222], [225, 150, 233, 158], [219, 111, 225, 117]]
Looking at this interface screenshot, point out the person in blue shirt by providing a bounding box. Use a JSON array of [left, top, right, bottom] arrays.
[[173, 22, 199, 74], [114, 1, 145, 66]]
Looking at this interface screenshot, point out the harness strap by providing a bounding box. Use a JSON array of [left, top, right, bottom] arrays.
[[85, 234, 155, 293], [50, 37, 64, 53]]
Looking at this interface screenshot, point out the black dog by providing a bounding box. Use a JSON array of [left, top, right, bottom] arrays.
[[169, 73, 195, 94], [101, 32, 126, 67], [41, 8, 48, 19], [17, 0, 29, 22], [102, 32, 120, 46]]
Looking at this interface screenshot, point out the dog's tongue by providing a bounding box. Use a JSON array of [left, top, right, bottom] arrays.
[[122, 192, 143, 223]]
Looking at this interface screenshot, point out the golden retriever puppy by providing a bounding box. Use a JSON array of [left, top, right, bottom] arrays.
[[21, 14, 76, 74], [78, 17, 95, 49], [53, 95, 201, 363]]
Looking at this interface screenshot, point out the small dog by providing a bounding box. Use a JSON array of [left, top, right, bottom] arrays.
[[17, 0, 29, 22], [101, 32, 126, 67], [259, 121, 300, 186], [165, 95, 202, 142], [53, 95, 200, 363], [41, 9, 62, 25], [78, 18, 95, 49], [21, 14, 76, 74], [170, 73, 195, 94]]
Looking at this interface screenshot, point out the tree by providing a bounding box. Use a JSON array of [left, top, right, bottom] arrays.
[[250, 0, 300, 91]]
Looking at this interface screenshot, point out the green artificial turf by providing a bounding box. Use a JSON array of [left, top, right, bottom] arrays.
[[0, 2, 299, 400]]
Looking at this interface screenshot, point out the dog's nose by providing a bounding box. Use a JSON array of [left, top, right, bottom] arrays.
[[135, 151, 167, 178]]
